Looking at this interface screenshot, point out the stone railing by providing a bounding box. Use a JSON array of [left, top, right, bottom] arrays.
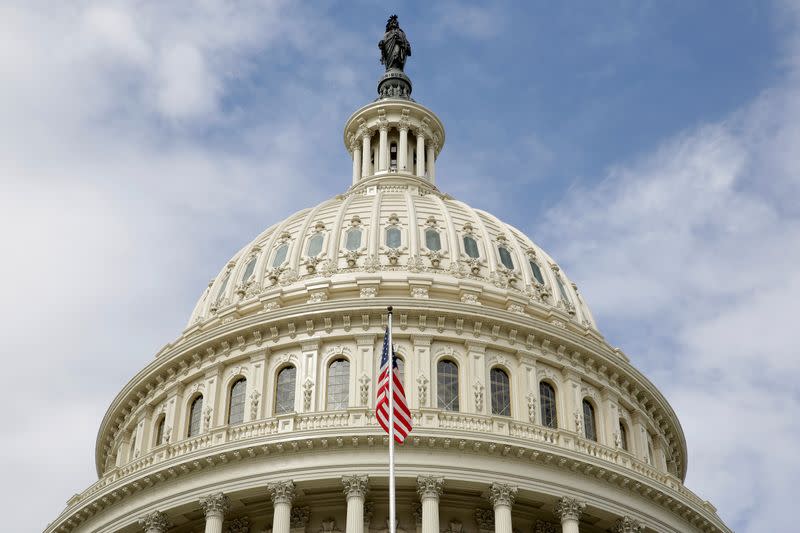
[[75, 409, 705, 514]]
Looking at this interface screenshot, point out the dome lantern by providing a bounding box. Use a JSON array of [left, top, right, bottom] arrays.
[[344, 16, 445, 190]]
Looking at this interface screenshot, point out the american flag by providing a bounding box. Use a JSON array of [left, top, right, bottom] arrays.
[[376, 327, 412, 442]]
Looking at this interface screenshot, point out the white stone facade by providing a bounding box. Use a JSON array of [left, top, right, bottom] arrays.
[[44, 26, 731, 533]]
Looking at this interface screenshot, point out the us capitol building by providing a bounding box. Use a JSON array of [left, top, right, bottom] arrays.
[[44, 16, 732, 533]]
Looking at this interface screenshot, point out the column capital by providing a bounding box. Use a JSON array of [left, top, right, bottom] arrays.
[[554, 496, 585, 522], [268, 480, 296, 505], [417, 475, 445, 499], [199, 492, 230, 519], [613, 516, 644, 533], [488, 483, 517, 507], [342, 474, 370, 498], [138, 510, 170, 532]]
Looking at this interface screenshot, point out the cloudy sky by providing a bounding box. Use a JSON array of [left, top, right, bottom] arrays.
[[1, 1, 798, 531]]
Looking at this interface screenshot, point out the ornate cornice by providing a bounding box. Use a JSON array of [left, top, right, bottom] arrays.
[[268, 480, 296, 505], [137, 510, 170, 532], [488, 483, 517, 507], [416, 475, 444, 499], [199, 492, 230, 518], [342, 475, 369, 498], [554, 496, 585, 522]]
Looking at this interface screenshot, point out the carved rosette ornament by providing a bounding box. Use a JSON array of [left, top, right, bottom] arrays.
[[553, 497, 586, 522], [268, 480, 296, 505], [199, 492, 231, 519], [474, 509, 494, 531], [533, 521, 557, 533], [227, 516, 250, 533], [488, 483, 517, 507], [290, 507, 311, 529], [416, 475, 444, 500], [138, 510, 170, 533], [613, 516, 644, 533], [342, 474, 370, 498]]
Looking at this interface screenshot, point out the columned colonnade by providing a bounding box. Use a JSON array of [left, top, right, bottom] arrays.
[[137, 477, 647, 533], [350, 120, 436, 182]]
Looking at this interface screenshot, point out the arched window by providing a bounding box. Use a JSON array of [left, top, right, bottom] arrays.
[[498, 246, 514, 269], [275, 366, 297, 415], [187, 395, 203, 437], [128, 433, 137, 462], [647, 433, 655, 465], [272, 243, 289, 267], [529, 260, 545, 285], [307, 233, 324, 257], [619, 420, 629, 451], [154, 414, 166, 446], [463, 235, 480, 258], [390, 142, 398, 170], [539, 382, 557, 428], [241, 255, 257, 283], [345, 228, 362, 251], [326, 359, 350, 410], [490, 368, 511, 416], [425, 228, 442, 251], [437, 360, 459, 411], [582, 399, 597, 441], [228, 378, 247, 425], [386, 227, 401, 249]]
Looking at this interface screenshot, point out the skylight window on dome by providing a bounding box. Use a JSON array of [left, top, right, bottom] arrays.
[[463, 235, 479, 258], [345, 228, 362, 251], [241, 256, 257, 282], [425, 228, 441, 251], [272, 244, 288, 267], [498, 246, 514, 269], [386, 227, 401, 249], [307, 233, 324, 257], [529, 260, 545, 285], [216, 272, 230, 301], [556, 275, 571, 303]]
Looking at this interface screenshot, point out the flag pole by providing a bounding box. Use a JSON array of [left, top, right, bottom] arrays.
[[387, 305, 396, 533]]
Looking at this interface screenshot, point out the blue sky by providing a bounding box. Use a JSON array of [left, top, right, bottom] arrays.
[[1, 2, 798, 532]]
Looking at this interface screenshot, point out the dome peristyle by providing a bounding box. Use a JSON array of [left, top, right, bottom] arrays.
[[46, 16, 730, 533]]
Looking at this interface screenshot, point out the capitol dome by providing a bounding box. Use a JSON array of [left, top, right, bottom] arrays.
[[45, 16, 731, 533]]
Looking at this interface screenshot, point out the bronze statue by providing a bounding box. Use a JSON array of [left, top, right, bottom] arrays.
[[379, 15, 411, 72]]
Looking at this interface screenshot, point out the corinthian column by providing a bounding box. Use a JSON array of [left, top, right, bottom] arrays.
[[488, 483, 517, 533], [342, 475, 369, 533], [554, 497, 585, 533], [199, 492, 230, 533], [398, 123, 409, 171], [378, 120, 389, 171], [426, 141, 435, 181], [361, 133, 372, 178], [613, 516, 643, 533], [138, 510, 170, 533], [417, 476, 444, 533], [351, 138, 362, 185], [269, 480, 296, 533], [415, 130, 425, 177]]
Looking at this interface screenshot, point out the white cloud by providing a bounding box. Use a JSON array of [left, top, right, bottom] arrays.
[[0, 2, 360, 531], [539, 8, 800, 531]]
